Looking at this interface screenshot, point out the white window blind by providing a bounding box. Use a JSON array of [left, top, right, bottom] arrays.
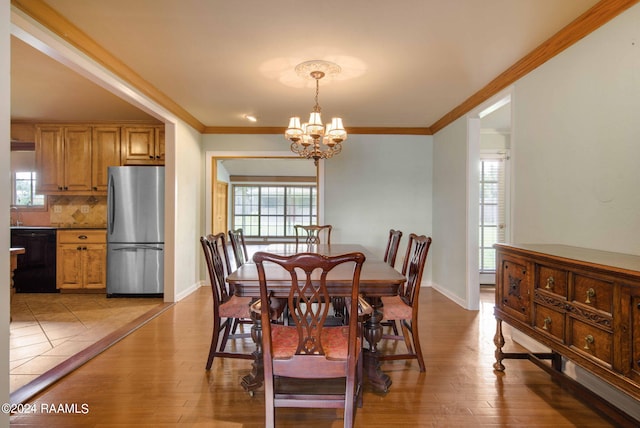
[[479, 153, 507, 273]]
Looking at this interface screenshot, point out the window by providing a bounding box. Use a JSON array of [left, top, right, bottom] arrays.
[[13, 171, 45, 208], [232, 185, 316, 238], [479, 155, 507, 274]]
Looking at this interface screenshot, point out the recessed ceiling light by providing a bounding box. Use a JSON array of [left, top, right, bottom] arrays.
[[244, 114, 257, 122]]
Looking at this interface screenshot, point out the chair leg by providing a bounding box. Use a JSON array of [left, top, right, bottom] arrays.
[[265, 379, 275, 428], [356, 349, 364, 408], [344, 364, 356, 428], [206, 316, 222, 370], [408, 318, 426, 372]]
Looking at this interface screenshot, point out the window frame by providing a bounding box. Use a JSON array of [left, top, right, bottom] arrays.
[[11, 170, 47, 211], [478, 152, 508, 274], [231, 183, 317, 239]]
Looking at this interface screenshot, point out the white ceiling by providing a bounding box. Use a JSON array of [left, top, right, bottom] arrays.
[[11, 0, 601, 130]]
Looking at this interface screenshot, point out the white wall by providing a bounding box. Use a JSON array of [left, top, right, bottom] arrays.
[[202, 133, 434, 275], [324, 135, 433, 266], [432, 117, 470, 303], [171, 122, 203, 300], [1, 0, 11, 423], [512, 3, 640, 255]]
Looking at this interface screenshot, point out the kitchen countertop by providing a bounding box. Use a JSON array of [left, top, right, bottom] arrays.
[[10, 226, 106, 230]]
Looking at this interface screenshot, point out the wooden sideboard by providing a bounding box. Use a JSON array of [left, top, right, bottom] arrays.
[[493, 243, 640, 426]]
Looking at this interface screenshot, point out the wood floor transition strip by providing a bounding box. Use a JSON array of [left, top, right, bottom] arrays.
[[9, 302, 174, 406]]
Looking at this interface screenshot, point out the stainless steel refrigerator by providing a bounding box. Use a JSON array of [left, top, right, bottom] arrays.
[[107, 166, 164, 297]]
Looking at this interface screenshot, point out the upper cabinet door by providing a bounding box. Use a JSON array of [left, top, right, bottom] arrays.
[[35, 126, 64, 193], [63, 126, 93, 193], [155, 126, 165, 164], [121, 126, 163, 165], [92, 127, 122, 192]]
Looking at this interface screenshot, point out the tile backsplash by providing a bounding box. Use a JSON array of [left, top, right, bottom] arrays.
[[49, 195, 107, 227]]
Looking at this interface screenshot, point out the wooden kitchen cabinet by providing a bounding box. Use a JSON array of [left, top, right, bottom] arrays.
[[35, 122, 162, 194], [91, 126, 122, 192], [57, 229, 106, 290], [36, 125, 93, 194], [121, 125, 165, 165]]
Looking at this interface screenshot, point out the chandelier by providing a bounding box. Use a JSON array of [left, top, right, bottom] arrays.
[[285, 60, 347, 165]]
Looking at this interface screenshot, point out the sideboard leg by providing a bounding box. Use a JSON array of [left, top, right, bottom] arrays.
[[493, 318, 506, 372]]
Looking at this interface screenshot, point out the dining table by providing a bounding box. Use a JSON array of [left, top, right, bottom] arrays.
[[226, 243, 406, 394]]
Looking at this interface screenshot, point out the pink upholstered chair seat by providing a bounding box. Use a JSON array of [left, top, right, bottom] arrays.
[[219, 295, 253, 319], [381, 295, 412, 320], [270, 324, 359, 360]]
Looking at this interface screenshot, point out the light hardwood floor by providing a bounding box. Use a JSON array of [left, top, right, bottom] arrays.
[[9, 287, 620, 427]]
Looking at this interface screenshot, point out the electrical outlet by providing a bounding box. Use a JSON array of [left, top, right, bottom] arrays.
[[81, 205, 90, 213], [53, 205, 62, 213]]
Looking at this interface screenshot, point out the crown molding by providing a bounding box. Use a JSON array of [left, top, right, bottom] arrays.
[[203, 126, 432, 135], [429, 0, 639, 134]]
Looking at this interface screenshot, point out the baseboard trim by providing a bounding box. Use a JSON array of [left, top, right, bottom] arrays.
[[175, 281, 204, 302]]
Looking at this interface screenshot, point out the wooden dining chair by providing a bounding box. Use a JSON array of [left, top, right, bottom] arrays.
[[378, 233, 432, 372], [381, 229, 403, 334], [228, 228, 249, 269], [294, 224, 332, 245], [383, 229, 403, 268], [252, 251, 366, 428], [200, 233, 254, 369]]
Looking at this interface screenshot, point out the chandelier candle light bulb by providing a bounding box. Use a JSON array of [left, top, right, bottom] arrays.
[[285, 60, 347, 165]]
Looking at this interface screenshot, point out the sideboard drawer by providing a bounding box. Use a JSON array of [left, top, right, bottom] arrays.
[[572, 273, 614, 315], [534, 304, 565, 343], [537, 264, 568, 298], [568, 318, 613, 367]]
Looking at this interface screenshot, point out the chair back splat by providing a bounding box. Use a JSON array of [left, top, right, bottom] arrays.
[[294, 224, 332, 245], [228, 228, 249, 269], [400, 234, 432, 305], [383, 229, 403, 268], [253, 251, 366, 428]]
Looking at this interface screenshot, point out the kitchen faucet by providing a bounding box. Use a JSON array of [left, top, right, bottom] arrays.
[[10, 207, 23, 227]]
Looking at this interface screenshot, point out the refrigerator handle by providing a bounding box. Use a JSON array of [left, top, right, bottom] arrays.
[[108, 173, 116, 234]]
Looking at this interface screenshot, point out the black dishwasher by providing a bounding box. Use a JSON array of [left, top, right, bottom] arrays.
[[10, 228, 58, 293]]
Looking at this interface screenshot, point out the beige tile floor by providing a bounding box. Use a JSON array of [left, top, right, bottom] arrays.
[[9, 292, 163, 392]]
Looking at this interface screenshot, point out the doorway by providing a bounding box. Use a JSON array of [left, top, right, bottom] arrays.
[[205, 153, 323, 237], [467, 93, 512, 309], [479, 151, 510, 285]]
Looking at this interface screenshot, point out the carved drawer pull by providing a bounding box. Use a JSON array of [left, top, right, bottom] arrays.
[[583, 335, 594, 350], [545, 276, 555, 289], [542, 317, 552, 330], [585, 288, 595, 304]]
